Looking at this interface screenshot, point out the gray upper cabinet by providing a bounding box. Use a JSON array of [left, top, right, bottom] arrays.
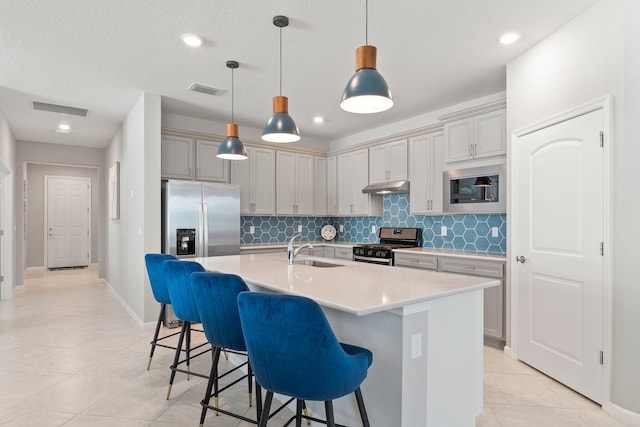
[[161, 135, 229, 182], [276, 151, 314, 215], [314, 156, 328, 216], [444, 109, 506, 163], [161, 135, 194, 180], [231, 146, 276, 215], [195, 140, 229, 182]]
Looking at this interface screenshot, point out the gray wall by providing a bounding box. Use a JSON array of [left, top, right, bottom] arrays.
[[15, 141, 105, 287], [25, 163, 99, 269], [507, 0, 639, 416], [0, 108, 16, 299]]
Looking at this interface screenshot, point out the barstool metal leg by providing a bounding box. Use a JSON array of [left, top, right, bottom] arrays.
[[185, 321, 191, 380], [255, 381, 263, 423], [354, 387, 371, 427], [148, 304, 166, 370], [247, 362, 253, 407], [324, 401, 336, 427], [295, 399, 303, 427], [198, 347, 221, 426], [166, 320, 187, 399], [259, 391, 274, 427]]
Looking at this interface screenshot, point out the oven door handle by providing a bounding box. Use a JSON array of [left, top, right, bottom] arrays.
[[353, 255, 394, 265]]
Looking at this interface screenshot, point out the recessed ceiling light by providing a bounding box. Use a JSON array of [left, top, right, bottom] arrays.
[[313, 116, 325, 124], [181, 33, 203, 48], [58, 123, 71, 131], [499, 32, 520, 45]]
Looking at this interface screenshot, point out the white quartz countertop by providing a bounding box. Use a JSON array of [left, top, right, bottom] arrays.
[[194, 253, 499, 316], [240, 241, 353, 250]]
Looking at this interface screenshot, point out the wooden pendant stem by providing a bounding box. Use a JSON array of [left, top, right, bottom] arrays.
[[226, 123, 239, 137], [356, 45, 377, 70], [273, 96, 289, 113]]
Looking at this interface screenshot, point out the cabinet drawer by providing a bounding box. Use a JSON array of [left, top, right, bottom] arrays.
[[439, 257, 503, 278], [334, 247, 353, 260], [394, 253, 438, 270]]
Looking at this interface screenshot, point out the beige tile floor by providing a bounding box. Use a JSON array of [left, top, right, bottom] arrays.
[[0, 266, 627, 426]]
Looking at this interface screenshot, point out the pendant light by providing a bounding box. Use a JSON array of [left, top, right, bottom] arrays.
[[340, 0, 393, 114], [261, 15, 301, 143], [217, 60, 248, 160]]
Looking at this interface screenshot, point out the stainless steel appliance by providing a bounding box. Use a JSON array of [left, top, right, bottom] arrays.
[[162, 180, 241, 258], [353, 227, 423, 265], [443, 164, 506, 213], [161, 180, 240, 327]]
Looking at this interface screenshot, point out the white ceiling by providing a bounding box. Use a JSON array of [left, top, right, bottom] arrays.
[[0, 0, 598, 149]]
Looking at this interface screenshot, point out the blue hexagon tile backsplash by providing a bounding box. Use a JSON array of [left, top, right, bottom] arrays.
[[241, 194, 506, 255]]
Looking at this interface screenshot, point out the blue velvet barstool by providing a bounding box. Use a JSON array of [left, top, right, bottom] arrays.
[[237, 292, 373, 427], [163, 259, 209, 399], [190, 272, 258, 426], [144, 253, 178, 370]]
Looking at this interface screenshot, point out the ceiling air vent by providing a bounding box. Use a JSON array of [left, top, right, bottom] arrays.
[[32, 101, 88, 117], [187, 83, 226, 96]]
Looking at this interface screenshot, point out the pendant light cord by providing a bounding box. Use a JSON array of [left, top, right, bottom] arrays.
[[365, 0, 368, 45], [231, 67, 235, 123], [279, 26, 283, 96]]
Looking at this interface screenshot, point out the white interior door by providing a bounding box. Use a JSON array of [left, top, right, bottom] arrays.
[[514, 109, 604, 403], [46, 176, 90, 269]]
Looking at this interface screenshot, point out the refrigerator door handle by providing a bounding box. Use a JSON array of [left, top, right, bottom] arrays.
[[202, 203, 209, 257], [197, 203, 204, 257]]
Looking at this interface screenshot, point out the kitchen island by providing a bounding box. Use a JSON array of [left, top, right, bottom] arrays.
[[195, 252, 500, 426]]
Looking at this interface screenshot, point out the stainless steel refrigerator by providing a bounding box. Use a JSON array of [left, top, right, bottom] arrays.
[[161, 180, 240, 327], [162, 180, 241, 258]]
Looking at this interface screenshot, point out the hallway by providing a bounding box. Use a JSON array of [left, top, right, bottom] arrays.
[[0, 267, 626, 426]]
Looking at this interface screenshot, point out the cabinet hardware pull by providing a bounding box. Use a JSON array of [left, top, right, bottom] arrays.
[[516, 256, 526, 263]]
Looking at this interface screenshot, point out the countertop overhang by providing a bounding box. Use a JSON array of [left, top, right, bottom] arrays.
[[194, 253, 499, 316]]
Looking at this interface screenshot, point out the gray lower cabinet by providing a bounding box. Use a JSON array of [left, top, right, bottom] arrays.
[[395, 252, 505, 343], [334, 247, 354, 260]]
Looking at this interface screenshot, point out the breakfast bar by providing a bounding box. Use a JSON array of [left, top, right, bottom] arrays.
[[195, 252, 500, 426]]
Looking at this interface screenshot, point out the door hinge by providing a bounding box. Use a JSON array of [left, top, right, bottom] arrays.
[[600, 242, 604, 256], [599, 131, 604, 147], [0, 275, 4, 282], [600, 351, 604, 365], [0, 229, 4, 236]]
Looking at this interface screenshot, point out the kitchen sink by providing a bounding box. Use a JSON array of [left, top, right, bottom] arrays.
[[294, 260, 344, 268]]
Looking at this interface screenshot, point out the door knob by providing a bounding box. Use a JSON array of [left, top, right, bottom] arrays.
[[515, 255, 526, 263]]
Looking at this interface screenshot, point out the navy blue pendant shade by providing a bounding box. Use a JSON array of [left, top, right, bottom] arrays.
[[217, 124, 248, 160], [262, 16, 301, 144], [217, 60, 248, 160], [341, 45, 393, 114], [262, 95, 301, 143]]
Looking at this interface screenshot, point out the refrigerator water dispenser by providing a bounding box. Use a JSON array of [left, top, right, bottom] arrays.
[[176, 229, 196, 256]]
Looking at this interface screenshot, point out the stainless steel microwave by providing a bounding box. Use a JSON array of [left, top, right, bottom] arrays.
[[443, 165, 506, 213]]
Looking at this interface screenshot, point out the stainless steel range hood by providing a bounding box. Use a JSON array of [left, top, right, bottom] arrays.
[[362, 180, 410, 194]]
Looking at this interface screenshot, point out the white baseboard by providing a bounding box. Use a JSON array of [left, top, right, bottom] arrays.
[[101, 278, 155, 330], [603, 402, 640, 426], [25, 266, 45, 272], [503, 345, 517, 360]]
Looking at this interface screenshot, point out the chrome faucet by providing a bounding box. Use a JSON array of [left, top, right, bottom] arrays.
[[287, 233, 313, 265]]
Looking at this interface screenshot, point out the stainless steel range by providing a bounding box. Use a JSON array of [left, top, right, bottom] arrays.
[[353, 227, 423, 265]]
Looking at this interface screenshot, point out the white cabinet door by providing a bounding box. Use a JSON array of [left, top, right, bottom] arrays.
[[195, 140, 229, 182], [295, 154, 314, 215], [368, 140, 407, 183], [409, 134, 430, 213], [231, 149, 252, 214], [337, 152, 355, 215], [475, 110, 506, 159], [387, 139, 408, 181], [445, 109, 506, 163], [161, 135, 194, 179], [409, 132, 444, 215], [276, 152, 314, 215], [314, 156, 328, 216], [276, 151, 296, 215], [231, 147, 275, 215], [445, 119, 474, 162], [429, 132, 445, 213], [251, 148, 276, 215], [351, 149, 371, 215], [368, 145, 388, 184], [327, 156, 338, 215]]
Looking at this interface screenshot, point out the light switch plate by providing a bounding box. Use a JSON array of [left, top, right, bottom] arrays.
[[371, 225, 376, 234], [411, 333, 422, 359], [339, 224, 344, 232], [492, 227, 499, 238], [297, 225, 302, 232], [441, 225, 447, 236], [249, 226, 255, 234]]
